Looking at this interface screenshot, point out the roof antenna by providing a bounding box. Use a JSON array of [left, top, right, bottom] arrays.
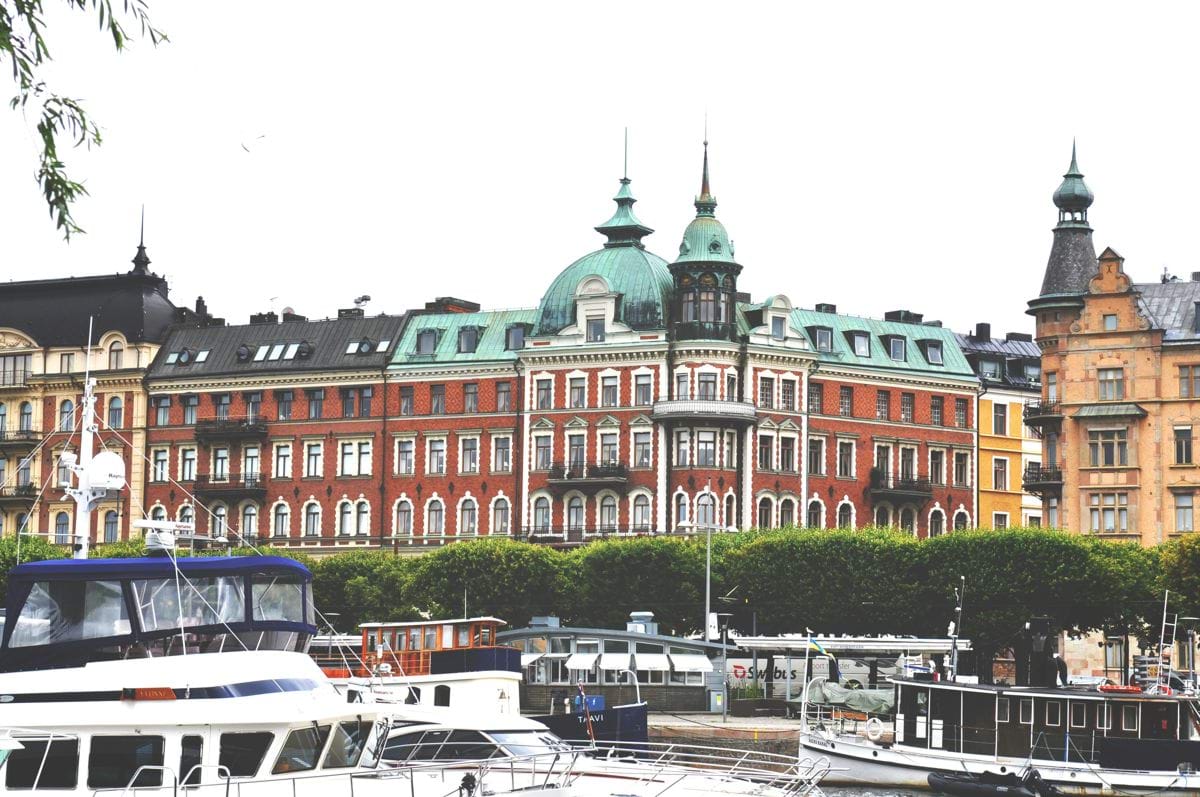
[[623, 127, 628, 180], [131, 205, 151, 275]]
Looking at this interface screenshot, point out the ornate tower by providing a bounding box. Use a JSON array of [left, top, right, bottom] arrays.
[[669, 141, 742, 342], [1027, 142, 1097, 318]]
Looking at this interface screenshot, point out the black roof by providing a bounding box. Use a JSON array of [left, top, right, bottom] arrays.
[[954, 329, 1040, 391], [147, 314, 408, 380], [1039, 226, 1097, 299], [0, 270, 179, 346]]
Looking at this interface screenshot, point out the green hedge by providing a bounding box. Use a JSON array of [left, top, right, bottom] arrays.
[[0, 528, 1189, 646]]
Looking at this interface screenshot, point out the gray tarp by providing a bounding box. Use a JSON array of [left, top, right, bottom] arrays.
[[788, 681, 894, 714]]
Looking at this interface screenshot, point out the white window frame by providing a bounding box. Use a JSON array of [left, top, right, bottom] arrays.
[[426, 436, 447, 475], [459, 435, 480, 475], [394, 436, 416, 475]]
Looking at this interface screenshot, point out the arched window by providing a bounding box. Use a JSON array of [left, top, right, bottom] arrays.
[[241, 504, 258, 536], [807, 500, 823, 529], [107, 396, 123, 428], [180, 504, 194, 527], [492, 497, 510, 534], [874, 506, 891, 527], [725, 494, 736, 529], [567, 496, 584, 532], [273, 504, 289, 537], [837, 503, 853, 529], [54, 511, 70, 544], [599, 495, 618, 531], [460, 499, 477, 535], [395, 501, 412, 536], [632, 495, 651, 532], [356, 501, 370, 535], [338, 501, 353, 535], [212, 505, 227, 536], [953, 510, 969, 530], [779, 498, 795, 528], [305, 503, 321, 536], [696, 494, 716, 527], [427, 500, 445, 535], [59, 399, 74, 431], [929, 509, 945, 537], [104, 510, 119, 543], [675, 493, 688, 529], [899, 507, 916, 534], [151, 505, 166, 521], [108, 340, 123, 370], [533, 497, 551, 532], [757, 497, 773, 529], [18, 401, 32, 431]]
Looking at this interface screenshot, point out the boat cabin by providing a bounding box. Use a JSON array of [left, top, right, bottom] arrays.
[[0, 556, 316, 672], [892, 677, 1200, 768], [316, 617, 518, 679]]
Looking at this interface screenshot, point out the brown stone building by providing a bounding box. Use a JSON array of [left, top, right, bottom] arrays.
[[1028, 147, 1200, 544]]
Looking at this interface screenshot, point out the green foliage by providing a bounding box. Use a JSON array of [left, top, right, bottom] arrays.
[[0, 535, 68, 601], [1, 0, 166, 237], [560, 536, 703, 634], [310, 551, 418, 633], [89, 538, 153, 558], [408, 538, 562, 627], [1160, 534, 1200, 619]]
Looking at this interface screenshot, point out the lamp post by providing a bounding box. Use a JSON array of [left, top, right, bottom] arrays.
[[679, 521, 738, 641]]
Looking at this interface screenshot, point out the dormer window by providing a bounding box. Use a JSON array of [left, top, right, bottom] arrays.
[[771, 317, 786, 341], [416, 330, 437, 355], [458, 327, 478, 354], [925, 341, 943, 365], [1024, 362, 1041, 382], [980, 359, 1002, 380], [505, 325, 525, 351], [586, 317, 605, 343], [813, 328, 833, 352], [887, 337, 906, 361], [849, 332, 870, 357]]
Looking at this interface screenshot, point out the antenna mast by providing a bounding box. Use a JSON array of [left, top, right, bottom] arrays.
[[65, 317, 100, 559]]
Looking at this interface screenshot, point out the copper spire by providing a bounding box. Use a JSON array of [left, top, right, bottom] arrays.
[[695, 139, 717, 217]]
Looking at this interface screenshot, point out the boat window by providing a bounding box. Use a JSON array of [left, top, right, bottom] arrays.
[[382, 731, 427, 762], [435, 684, 451, 707], [272, 725, 330, 774], [132, 576, 245, 632], [360, 720, 388, 768], [439, 730, 500, 760], [252, 573, 305, 622], [409, 628, 421, 650], [490, 732, 569, 758], [408, 730, 449, 761], [1019, 698, 1034, 725], [1098, 703, 1112, 730], [5, 737, 79, 789], [1070, 703, 1086, 728], [457, 625, 470, 646], [219, 732, 274, 777], [1122, 704, 1138, 732], [87, 735, 165, 789], [423, 625, 437, 649], [1045, 701, 1061, 726], [322, 721, 372, 769], [180, 735, 203, 786], [10, 580, 131, 647], [996, 697, 1010, 723]]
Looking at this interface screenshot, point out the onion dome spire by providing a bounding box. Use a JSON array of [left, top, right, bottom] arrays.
[[595, 137, 654, 249], [1052, 140, 1094, 225], [695, 139, 717, 217], [131, 206, 151, 274], [1029, 141, 1097, 313]]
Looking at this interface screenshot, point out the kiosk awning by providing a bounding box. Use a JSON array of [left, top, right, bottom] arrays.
[[565, 652, 599, 671], [634, 653, 671, 671], [599, 652, 632, 671], [520, 653, 544, 666], [669, 653, 714, 672]]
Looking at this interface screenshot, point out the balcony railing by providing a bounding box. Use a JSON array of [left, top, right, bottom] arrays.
[[193, 473, 267, 495], [0, 484, 37, 502], [1023, 400, 1062, 429], [868, 468, 933, 501], [1022, 464, 1063, 495], [0, 428, 38, 447], [0, 370, 30, 388], [195, 416, 269, 442], [652, 398, 757, 423], [545, 462, 629, 491]]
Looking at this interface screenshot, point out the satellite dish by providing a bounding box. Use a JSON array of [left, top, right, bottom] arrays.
[[88, 451, 126, 491]]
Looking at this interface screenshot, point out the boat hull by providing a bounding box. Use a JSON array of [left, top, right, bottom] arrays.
[[802, 732, 1200, 796]]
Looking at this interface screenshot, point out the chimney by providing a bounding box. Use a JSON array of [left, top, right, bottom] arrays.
[[923, 320, 943, 327], [1006, 332, 1033, 342], [282, 311, 307, 323], [626, 611, 658, 635], [974, 322, 992, 341], [249, 311, 278, 325], [424, 297, 481, 314], [885, 310, 924, 324], [1194, 302, 1200, 333], [195, 296, 208, 318], [338, 307, 365, 319], [815, 302, 837, 314]]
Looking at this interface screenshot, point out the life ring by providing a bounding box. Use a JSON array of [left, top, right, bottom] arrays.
[[865, 717, 884, 741]]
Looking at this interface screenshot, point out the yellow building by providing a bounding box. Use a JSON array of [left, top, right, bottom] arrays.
[[956, 324, 1043, 528]]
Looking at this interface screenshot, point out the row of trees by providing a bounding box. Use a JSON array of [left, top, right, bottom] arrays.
[[4, 528, 1197, 651]]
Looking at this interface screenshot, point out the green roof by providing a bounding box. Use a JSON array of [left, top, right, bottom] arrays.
[[389, 308, 538, 366], [787, 307, 977, 379], [535, 245, 673, 336]]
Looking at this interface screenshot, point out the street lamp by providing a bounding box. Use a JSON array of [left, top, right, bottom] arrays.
[[678, 520, 737, 641]]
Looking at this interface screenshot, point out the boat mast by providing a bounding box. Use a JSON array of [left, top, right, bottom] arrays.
[[63, 319, 105, 559]]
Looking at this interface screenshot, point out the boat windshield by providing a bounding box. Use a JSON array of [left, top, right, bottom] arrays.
[[489, 731, 571, 758]]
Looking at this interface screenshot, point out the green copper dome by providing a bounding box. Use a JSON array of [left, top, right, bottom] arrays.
[[1053, 141, 1094, 215], [535, 177, 673, 336], [675, 142, 736, 263]]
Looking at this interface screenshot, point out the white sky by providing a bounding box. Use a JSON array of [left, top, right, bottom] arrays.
[[4, 2, 1200, 337]]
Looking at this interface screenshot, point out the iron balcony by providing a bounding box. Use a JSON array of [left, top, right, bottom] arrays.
[[0, 484, 37, 505], [1022, 464, 1063, 495], [1023, 400, 1062, 431], [0, 429, 39, 451], [652, 397, 757, 424], [0, 370, 30, 389], [194, 416, 269, 443], [193, 473, 267, 499], [546, 462, 629, 491], [867, 468, 933, 503]]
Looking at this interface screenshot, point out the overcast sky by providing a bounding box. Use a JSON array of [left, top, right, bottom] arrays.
[[4, 2, 1200, 337]]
